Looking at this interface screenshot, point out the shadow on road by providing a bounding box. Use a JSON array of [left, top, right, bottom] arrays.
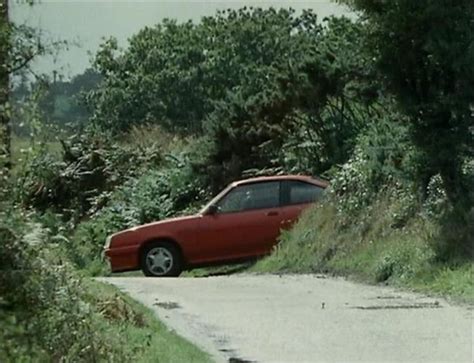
[[184, 261, 256, 278]]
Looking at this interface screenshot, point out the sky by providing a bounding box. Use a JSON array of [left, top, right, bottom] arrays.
[[10, 1, 351, 79]]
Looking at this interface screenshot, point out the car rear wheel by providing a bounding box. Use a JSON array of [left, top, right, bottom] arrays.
[[140, 241, 182, 277]]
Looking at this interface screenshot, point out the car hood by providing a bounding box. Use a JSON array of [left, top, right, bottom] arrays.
[[115, 214, 200, 236]]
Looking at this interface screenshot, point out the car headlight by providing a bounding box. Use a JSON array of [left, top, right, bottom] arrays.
[[104, 235, 112, 249]]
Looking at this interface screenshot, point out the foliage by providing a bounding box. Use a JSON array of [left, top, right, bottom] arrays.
[[10, 124, 209, 274], [91, 20, 208, 133], [90, 10, 376, 192], [15, 130, 163, 220], [329, 110, 420, 219], [340, 0, 474, 207], [1, 1, 66, 171], [12, 68, 102, 133], [0, 207, 129, 361], [200, 14, 374, 189], [0, 7, 47, 77]]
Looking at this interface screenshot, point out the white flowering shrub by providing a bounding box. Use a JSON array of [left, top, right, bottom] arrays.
[[328, 117, 421, 225]]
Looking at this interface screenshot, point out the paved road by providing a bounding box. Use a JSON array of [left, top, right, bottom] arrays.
[[100, 275, 473, 363]]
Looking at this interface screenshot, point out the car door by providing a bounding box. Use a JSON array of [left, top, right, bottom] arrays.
[[280, 180, 325, 230], [198, 181, 282, 262]]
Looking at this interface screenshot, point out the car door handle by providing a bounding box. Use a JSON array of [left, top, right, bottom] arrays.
[[266, 211, 279, 216]]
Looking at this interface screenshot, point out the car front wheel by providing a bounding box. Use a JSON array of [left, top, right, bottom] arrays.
[[140, 241, 182, 277]]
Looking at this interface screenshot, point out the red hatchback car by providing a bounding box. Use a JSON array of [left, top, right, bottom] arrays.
[[104, 175, 328, 277]]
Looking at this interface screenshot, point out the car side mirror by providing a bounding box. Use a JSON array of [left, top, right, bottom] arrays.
[[206, 204, 219, 215]]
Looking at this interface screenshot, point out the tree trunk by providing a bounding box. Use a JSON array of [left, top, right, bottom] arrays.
[[0, 0, 10, 170]]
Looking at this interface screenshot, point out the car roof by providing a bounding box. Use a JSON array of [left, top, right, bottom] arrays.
[[232, 175, 329, 188]]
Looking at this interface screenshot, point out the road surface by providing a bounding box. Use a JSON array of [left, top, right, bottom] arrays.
[[100, 275, 473, 363]]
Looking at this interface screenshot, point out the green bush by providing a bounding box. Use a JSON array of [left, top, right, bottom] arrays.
[[15, 131, 163, 220], [326, 113, 424, 227], [0, 207, 130, 362]]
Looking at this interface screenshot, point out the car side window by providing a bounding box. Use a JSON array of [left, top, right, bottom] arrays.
[[282, 181, 324, 206], [216, 181, 280, 213]]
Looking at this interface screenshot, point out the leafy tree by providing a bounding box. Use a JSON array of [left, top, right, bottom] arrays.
[[1, 0, 40, 167], [203, 14, 375, 188], [35, 68, 102, 129], [198, 8, 320, 187], [1, 0, 64, 172], [90, 8, 325, 135], [1, 0, 11, 169], [340, 0, 474, 207], [91, 20, 209, 133], [91, 8, 374, 190]]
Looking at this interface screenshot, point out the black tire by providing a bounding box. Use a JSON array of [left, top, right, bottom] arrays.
[[140, 241, 183, 277]]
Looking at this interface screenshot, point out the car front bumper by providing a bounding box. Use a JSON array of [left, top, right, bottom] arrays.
[[104, 245, 140, 272]]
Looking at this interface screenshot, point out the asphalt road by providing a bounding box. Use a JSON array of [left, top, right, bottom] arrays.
[[100, 275, 473, 363]]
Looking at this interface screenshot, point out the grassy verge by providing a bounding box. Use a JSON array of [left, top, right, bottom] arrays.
[[253, 202, 474, 304], [84, 279, 211, 363]]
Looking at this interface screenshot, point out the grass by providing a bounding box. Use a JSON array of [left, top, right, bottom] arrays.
[[84, 279, 212, 363], [253, 200, 474, 304], [10, 134, 62, 175]]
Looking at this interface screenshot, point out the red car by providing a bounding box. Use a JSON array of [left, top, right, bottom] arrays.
[[104, 175, 328, 277]]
